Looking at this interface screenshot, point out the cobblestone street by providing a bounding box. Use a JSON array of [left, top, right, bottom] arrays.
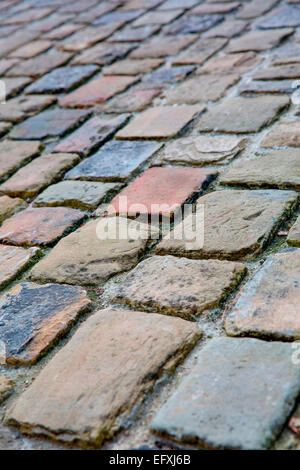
[[0, 0, 300, 451]]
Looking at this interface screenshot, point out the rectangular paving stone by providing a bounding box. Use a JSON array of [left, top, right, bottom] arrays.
[[158, 135, 247, 166], [8, 40, 52, 59], [0, 152, 80, 198], [116, 105, 204, 140], [60, 75, 138, 108], [192, 2, 240, 14], [44, 23, 84, 40], [158, 0, 198, 8], [93, 9, 144, 26], [110, 255, 246, 320], [33, 181, 120, 211], [0, 282, 91, 365], [0, 196, 27, 225], [198, 96, 289, 133], [0, 140, 42, 182], [271, 43, 300, 65], [163, 14, 223, 35], [109, 166, 217, 217], [0, 207, 85, 247], [140, 66, 195, 89], [236, 0, 278, 19], [172, 37, 228, 65], [4, 77, 32, 98], [220, 150, 300, 190], [252, 65, 300, 80], [57, 23, 123, 52], [226, 29, 293, 53], [7, 48, 73, 78], [103, 58, 163, 76], [200, 52, 263, 74], [130, 34, 197, 59], [288, 216, 300, 246], [226, 249, 300, 341], [3, 7, 54, 25], [165, 74, 239, 104], [0, 245, 39, 290], [156, 190, 298, 260], [102, 87, 160, 113], [203, 19, 247, 39], [109, 24, 161, 43], [25, 65, 99, 94], [151, 337, 300, 450], [65, 140, 162, 182], [10, 108, 89, 140], [6, 308, 200, 446], [0, 95, 57, 123], [0, 30, 39, 57], [239, 80, 294, 95], [132, 9, 183, 27], [255, 5, 300, 29], [261, 121, 300, 148], [54, 115, 130, 156], [72, 42, 137, 66], [29, 217, 158, 285]]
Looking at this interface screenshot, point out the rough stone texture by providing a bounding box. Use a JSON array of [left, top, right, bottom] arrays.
[[0, 140, 42, 182], [29, 217, 158, 285], [151, 337, 300, 450], [288, 216, 300, 246], [141, 66, 195, 88], [57, 24, 123, 52], [104, 58, 163, 76], [236, 0, 277, 19], [0, 59, 19, 75], [220, 150, 300, 190], [110, 255, 247, 320], [44, 23, 83, 40], [256, 5, 300, 29], [8, 40, 51, 59], [65, 140, 162, 182], [165, 74, 239, 104], [261, 121, 300, 148], [109, 24, 161, 42], [6, 308, 201, 446], [25, 65, 99, 94], [198, 96, 289, 133], [0, 122, 11, 137], [4, 77, 32, 98], [0, 207, 85, 247], [203, 19, 247, 39], [34, 181, 120, 210], [226, 249, 300, 341], [130, 34, 197, 58], [163, 14, 223, 35], [271, 43, 300, 66], [10, 108, 89, 140], [239, 80, 294, 95], [200, 52, 263, 74], [0, 153, 80, 198], [0, 282, 91, 365], [60, 76, 138, 108], [0, 196, 27, 225], [110, 166, 217, 217], [192, 2, 239, 14], [7, 48, 73, 78], [156, 190, 298, 260], [252, 65, 300, 80], [102, 87, 160, 113], [0, 30, 39, 57], [0, 245, 39, 290], [54, 115, 130, 156], [158, 135, 247, 166], [0, 376, 13, 404], [227, 29, 293, 53], [72, 42, 136, 66], [116, 105, 204, 139], [132, 9, 183, 27], [0, 95, 57, 123], [173, 37, 228, 65]]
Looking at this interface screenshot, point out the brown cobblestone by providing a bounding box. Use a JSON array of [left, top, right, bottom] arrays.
[[0, 196, 27, 225], [0, 140, 42, 182]]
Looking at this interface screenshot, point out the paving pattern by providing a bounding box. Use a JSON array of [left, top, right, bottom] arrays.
[[0, 0, 300, 451]]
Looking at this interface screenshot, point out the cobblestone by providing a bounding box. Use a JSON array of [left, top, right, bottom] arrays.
[[0, 0, 300, 451]]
